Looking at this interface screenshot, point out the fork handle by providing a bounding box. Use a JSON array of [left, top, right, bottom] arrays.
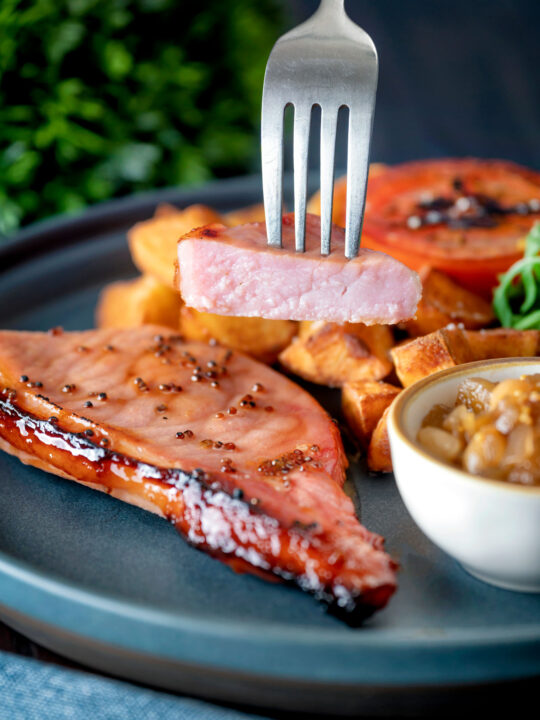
[[318, 0, 345, 14]]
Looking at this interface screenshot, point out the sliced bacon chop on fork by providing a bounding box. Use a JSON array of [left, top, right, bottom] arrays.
[[177, 213, 421, 325], [0, 326, 397, 623]]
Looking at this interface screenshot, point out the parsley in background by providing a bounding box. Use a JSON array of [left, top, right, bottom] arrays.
[[0, 0, 284, 234]]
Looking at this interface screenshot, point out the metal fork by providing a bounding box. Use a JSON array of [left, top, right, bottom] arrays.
[[261, 0, 378, 258]]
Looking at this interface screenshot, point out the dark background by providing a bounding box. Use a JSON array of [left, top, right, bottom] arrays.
[[290, 0, 540, 170]]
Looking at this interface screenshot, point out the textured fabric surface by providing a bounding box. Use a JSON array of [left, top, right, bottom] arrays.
[[0, 650, 266, 720]]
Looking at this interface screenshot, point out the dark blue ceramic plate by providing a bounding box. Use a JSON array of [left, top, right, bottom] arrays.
[[0, 177, 539, 716]]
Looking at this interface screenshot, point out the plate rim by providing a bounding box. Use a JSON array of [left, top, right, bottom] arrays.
[[1, 550, 539, 688], [1, 549, 538, 649]]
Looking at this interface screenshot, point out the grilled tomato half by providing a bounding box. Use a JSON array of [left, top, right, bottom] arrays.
[[359, 159, 540, 295]]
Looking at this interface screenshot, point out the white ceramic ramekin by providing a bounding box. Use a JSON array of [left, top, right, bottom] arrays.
[[388, 358, 540, 592]]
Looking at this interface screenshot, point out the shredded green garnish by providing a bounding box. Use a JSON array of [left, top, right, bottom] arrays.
[[493, 222, 540, 328]]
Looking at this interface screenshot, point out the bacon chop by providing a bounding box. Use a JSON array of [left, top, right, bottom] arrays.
[[0, 326, 397, 622]]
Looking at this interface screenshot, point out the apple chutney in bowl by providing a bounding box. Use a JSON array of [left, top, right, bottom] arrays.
[[388, 358, 540, 592], [418, 374, 540, 486]]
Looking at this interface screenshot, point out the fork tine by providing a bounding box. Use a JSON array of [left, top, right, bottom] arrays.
[[293, 104, 312, 252], [261, 98, 285, 248], [344, 106, 373, 259], [319, 105, 339, 255]]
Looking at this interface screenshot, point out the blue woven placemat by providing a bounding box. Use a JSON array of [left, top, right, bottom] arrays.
[[0, 650, 268, 720]]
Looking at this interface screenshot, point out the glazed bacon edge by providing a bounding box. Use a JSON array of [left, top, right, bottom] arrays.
[[0, 389, 396, 623]]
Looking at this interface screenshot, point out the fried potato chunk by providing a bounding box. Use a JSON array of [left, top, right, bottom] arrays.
[[279, 321, 394, 387], [367, 405, 394, 473], [464, 328, 540, 360], [180, 307, 297, 364], [403, 268, 495, 337], [128, 204, 224, 287], [342, 380, 401, 448], [306, 163, 388, 223], [152, 203, 184, 218], [391, 327, 474, 387], [224, 203, 266, 227], [96, 275, 181, 330], [392, 326, 540, 387]]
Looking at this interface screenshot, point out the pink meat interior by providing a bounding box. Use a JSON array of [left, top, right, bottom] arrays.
[[178, 214, 421, 324]]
